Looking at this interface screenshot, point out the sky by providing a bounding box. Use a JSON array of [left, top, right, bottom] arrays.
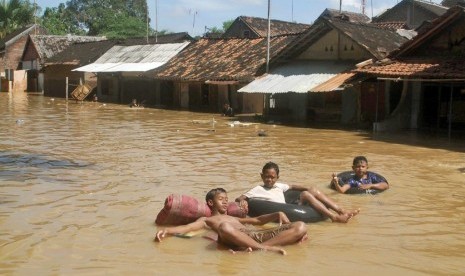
[[35, 0, 444, 36]]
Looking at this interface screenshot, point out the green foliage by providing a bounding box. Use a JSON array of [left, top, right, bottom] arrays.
[[208, 27, 223, 34], [65, 0, 148, 36], [101, 13, 149, 39], [0, 0, 36, 38], [222, 19, 234, 31], [40, 4, 85, 35], [39, 0, 150, 38], [205, 19, 234, 36]]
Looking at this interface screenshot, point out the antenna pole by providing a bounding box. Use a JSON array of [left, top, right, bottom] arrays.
[[155, 0, 158, 43]]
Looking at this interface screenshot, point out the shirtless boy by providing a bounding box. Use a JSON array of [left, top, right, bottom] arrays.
[[155, 188, 307, 255], [236, 162, 360, 223]]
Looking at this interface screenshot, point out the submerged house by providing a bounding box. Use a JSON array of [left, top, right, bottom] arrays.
[[43, 33, 193, 99], [354, 6, 465, 135], [149, 35, 298, 113], [238, 12, 408, 123], [0, 25, 47, 91], [74, 41, 191, 105], [21, 35, 106, 92], [43, 40, 117, 98]]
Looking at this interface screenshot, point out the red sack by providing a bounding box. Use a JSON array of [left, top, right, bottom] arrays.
[[155, 194, 247, 225]]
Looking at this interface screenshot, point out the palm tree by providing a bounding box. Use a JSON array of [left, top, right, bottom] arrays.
[[0, 0, 36, 38]]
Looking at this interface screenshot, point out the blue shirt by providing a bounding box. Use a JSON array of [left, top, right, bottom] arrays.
[[342, 172, 387, 188]]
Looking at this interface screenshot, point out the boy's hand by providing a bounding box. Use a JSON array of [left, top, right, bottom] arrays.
[[238, 199, 249, 214], [331, 173, 339, 186], [155, 229, 168, 242], [278, 212, 290, 225], [358, 184, 372, 190]]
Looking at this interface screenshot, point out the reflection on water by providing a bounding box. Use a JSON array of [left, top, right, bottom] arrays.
[[1, 92, 464, 275]]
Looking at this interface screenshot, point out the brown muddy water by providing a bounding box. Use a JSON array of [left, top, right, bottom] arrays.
[[1, 92, 464, 275]]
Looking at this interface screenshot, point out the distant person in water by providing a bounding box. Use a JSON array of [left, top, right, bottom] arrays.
[[221, 103, 234, 117], [236, 162, 360, 223], [155, 188, 307, 255], [331, 156, 389, 194], [92, 94, 98, 102], [130, 99, 139, 108]]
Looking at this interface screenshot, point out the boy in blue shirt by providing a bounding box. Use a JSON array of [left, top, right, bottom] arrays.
[[331, 156, 389, 194]]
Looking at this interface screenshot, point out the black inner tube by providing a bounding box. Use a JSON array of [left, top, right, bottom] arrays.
[[329, 171, 385, 194], [247, 190, 326, 223]]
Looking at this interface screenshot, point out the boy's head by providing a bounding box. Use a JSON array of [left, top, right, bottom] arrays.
[[261, 162, 280, 188], [353, 156, 368, 166], [352, 156, 368, 177], [205, 188, 228, 214]]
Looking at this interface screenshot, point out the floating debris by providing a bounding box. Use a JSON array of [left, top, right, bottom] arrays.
[[257, 129, 268, 137]]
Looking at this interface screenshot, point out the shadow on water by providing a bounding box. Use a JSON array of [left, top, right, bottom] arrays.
[[0, 151, 93, 170], [236, 114, 465, 153]]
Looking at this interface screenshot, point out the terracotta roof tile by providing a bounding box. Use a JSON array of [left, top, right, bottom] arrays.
[[354, 58, 465, 78], [152, 36, 297, 82], [373, 21, 410, 30]]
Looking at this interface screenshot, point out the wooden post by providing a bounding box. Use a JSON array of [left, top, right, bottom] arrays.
[[66, 77, 68, 101]]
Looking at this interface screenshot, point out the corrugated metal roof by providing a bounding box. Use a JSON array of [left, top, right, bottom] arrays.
[[238, 61, 352, 94], [310, 72, 355, 92], [74, 42, 189, 72]]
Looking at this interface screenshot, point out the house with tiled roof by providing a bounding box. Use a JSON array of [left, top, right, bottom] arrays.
[[149, 35, 297, 112], [42, 33, 194, 99], [318, 8, 370, 23], [354, 6, 465, 135], [21, 35, 106, 92], [237, 15, 408, 123], [0, 25, 47, 92], [222, 16, 310, 38], [372, 0, 448, 29]]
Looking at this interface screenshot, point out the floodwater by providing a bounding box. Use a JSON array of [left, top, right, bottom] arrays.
[[1, 92, 464, 276]]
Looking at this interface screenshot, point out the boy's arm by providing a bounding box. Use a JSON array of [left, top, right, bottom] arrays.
[[235, 194, 248, 202], [238, 212, 290, 225], [331, 174, 350, 193], [359, 181, 389, 191], [155, 217, 207, 242]]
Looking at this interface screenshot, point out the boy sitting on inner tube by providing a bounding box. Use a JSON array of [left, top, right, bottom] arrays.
[[331, 156, 389, 194], [155, 188, 308, 255], [235, 162, 360, 223]]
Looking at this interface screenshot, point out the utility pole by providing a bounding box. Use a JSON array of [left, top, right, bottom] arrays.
[[146, 0, 149, 44], [34, 0, 37, 34], [266, 0, 271, 73]]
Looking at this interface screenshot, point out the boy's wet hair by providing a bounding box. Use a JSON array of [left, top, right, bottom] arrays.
[[262, 161, 279, 175], [205, 188, 227, 202], [353, 156, 368, 165]]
